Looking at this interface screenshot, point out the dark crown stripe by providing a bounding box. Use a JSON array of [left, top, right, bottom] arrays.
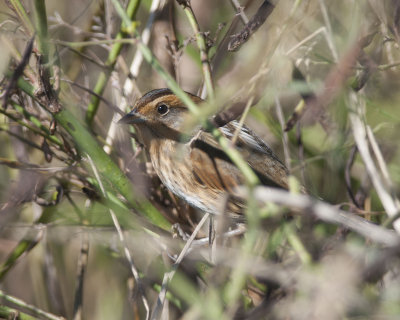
[[142, 88, 173, 100], [135, 88, 202, 110], [136, 88, 173, 108]]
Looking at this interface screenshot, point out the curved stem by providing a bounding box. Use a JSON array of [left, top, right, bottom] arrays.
[[180, 4, 215, 100], [85, 0, 141, 127]]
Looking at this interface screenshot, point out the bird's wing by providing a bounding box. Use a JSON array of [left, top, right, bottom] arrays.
[[189, 130, 245, 193], [222, 122, 289, 189], [191, 123, 289, 190], [189, 131, 246, 216]]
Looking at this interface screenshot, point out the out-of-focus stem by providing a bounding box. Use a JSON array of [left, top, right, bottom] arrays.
[[7, 0, 34, 35], [180, 4, 215, 100], [33, 0, 49, 63], [85, 0, 141, 127]]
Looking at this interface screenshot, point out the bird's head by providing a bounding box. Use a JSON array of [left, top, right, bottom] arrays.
[[119, 88, 202, 146]]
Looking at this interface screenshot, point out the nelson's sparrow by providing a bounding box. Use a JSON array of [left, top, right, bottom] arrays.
[[119, 88, 289, 218]]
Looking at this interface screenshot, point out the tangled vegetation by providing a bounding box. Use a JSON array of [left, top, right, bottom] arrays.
[[1, 0, 400, 319]]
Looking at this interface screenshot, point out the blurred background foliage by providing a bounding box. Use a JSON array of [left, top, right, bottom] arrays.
[[1, 0, 400, 319]]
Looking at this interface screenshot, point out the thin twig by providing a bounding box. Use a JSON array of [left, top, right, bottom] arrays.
[[178, 2, 214, 100], [151, 212, 209, 320], [127, 0, 163, 83], [86, 155, 150, 320], [0, 225, 46, 280], [275, 96, 291, 171], [246, 186, 400, 246], [1, 102, 63, 147], [286, 26, 328, 56], [229, 0, 249, 24], [3, 36, 34, 110], [190, 225, 246, 248], [366, 126, 393, 189], [48, 12, 107, 39], [53, 38, 137, 48], [230, 95, 254, 145], [0, 289, 65, 320], [62, 46, 111, 70], [61, 78, 124, 115], [345, 145, 361, 209], [296, 122, 307, 187], [72, 232, 89, 320], [349, 92, 400, 233], [6, 0, 34, 35], [109, 0, 164, 155], [85, 0, 141, 126], [317, 0, 338, 61], [228, 0, 275, 52]]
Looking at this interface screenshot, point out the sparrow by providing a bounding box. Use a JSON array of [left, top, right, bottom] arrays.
[[119, 88, 289, 218]]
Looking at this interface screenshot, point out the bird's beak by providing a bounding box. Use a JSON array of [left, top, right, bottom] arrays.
[[118, 109, 146, 124]]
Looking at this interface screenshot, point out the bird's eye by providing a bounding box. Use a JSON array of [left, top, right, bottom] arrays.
[[156, 103, 169, 115]]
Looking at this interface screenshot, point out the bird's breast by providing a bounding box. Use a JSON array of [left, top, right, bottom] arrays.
[[148, 139, 215, 213]]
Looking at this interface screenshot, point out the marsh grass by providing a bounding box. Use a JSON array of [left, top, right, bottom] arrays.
[[1, 0, 400, 319]]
